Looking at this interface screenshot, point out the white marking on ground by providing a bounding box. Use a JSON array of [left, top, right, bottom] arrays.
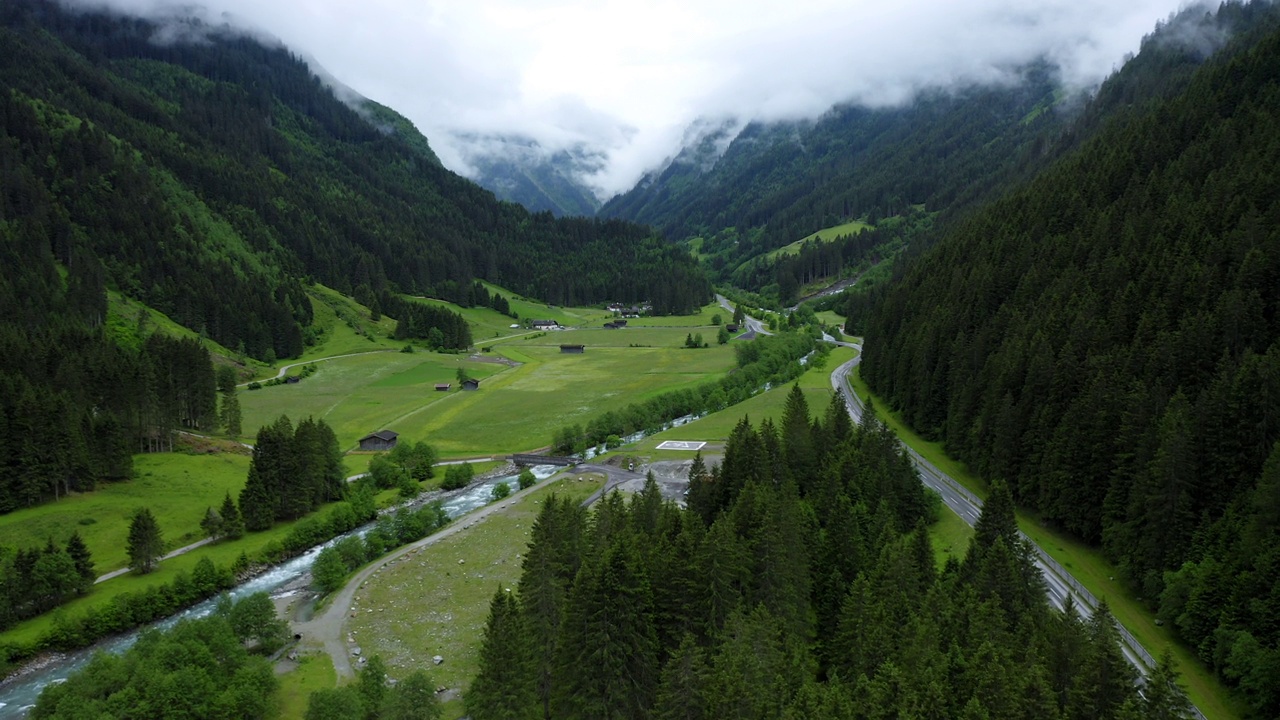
[[655, 440, 707, 451]]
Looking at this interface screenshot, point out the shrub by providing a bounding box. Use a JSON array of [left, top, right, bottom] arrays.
[[441, 463, 474, 490], [518, 469, 537, 490], [492, 482, 511, 500]]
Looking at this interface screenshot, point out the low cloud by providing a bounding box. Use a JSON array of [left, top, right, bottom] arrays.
[[62, 0, 1207, 198]]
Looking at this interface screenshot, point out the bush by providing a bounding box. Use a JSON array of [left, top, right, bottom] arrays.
[[518, 469, 537, 490], [441, 463, 474, 490], [492, 482, 511, 500]]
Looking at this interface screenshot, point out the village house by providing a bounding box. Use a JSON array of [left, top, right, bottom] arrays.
[[358, 430, 399, 451]]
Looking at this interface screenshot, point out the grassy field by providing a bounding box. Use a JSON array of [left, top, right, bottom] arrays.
[[618, 346, 856, 460], [0, 453, 250, 573], [845, 365, 1245, 720], [765, 219, 872, 261], [239, 352, 510, 450], [274, 653, 337, 720], [415, 345, 736, 456], [346, 474, 606, 720]]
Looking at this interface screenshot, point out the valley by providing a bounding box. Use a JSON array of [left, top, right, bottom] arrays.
[[4, 0, 1280, 717]]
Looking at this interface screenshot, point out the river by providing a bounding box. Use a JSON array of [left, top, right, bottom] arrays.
[[0, 465, 561, 717]]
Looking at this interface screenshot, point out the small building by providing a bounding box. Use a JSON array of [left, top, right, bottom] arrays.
[[726, 324, 739, 333], [435, 383, 451, 391], [531, 320, 558, 329], [358, 430, 399, 451], [284, 376, 301, 384], [560, 344, 585, 354], [462, 379, 480, 391]]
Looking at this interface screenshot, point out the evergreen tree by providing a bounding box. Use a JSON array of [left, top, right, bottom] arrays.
[[64, 531, 94, 592], [219, 492, 245, 540], [125, 507, 163, 574], [467, 589, 535, 720], [553, 540, 658, 720], [652, 634, 709, 720]]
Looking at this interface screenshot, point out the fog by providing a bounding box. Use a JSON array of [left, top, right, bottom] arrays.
[[64, 0, 1209, 197]]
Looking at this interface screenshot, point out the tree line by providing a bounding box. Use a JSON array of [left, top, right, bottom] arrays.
[[861, 6, 1280, 715], [383, 296, 474, 351], [0, 533, 95, 631], [467, 387, 1187, 719], [32, 592, 287, 719]]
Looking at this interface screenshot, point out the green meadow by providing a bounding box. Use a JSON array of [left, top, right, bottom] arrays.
[[0, 453, 250, 573], [239, 352, 510, 450], [765, 219, 872, 261]]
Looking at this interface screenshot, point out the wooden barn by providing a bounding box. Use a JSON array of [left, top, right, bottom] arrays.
[[462, 379, 480, 391], [358, 430, 399, 451], [560, 344, 585, 354], [435, 383, 451, 391]]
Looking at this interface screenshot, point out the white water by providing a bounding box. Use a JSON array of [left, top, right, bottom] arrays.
[[0, 465, 560, 717]]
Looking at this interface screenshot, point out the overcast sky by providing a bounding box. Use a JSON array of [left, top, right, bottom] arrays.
[[77, 0, 1202, 197]]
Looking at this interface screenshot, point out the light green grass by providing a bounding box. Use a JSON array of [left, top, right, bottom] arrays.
[[407, 284, 613, 342], [412, 346, 736, 456], [624, 347, 855, 450], [0, 490, 356, 650], [0, 453, 250, 573], [239, 353, 509, 450], [929, 506, 974, 568], [105, 290, 245, 362], [617, 301, 727, 328], [274, 652, 337, 720], [765, 220, 872, 261], [816, 310, 846, 329], [347, 475, 606, 720], [846, 365, 1244, 720]]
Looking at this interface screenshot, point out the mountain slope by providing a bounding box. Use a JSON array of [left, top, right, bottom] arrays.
[[0, 0, 708, 364], [862, 5, 1280, 714]]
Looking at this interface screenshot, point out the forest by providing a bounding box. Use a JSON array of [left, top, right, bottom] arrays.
[[466, 387, 1188, 719], [861, 7, 1280, 715]]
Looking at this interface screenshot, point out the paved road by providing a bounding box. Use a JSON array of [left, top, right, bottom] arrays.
[[715, 294, 771, 337], [94, 537, 215, 584], [830, 350, 1206, 718]]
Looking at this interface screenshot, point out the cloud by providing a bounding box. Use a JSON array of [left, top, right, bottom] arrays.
[[61, 0, 1206, 198]]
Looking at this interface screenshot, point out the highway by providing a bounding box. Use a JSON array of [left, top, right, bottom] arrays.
[[828, 348, 1205, 718]]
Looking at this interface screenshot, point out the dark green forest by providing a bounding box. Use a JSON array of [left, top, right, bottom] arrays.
[[861, 8, 1280, 715], [466, 387, 1188, 719]]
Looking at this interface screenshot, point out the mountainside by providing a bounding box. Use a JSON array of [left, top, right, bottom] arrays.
[[599, 64, 1062, 291], [862, 4, 1280, 714], [455, 134, 603, 217], [0, 0, 708, 363], [600, 3, 1261, 305]]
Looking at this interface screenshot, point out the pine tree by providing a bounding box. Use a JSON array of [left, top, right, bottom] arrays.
[[64, 531, 94, 592], [652, 634, 709, 720], [200, 506, 224, 539], [780, 383, 816, 493], [219, 492, 245, 540], [126, 507, 164, 574], [553, 540, 658, 719], [1141, 650, 1192, 719], [220, 387, 242, 438], [468, 589, 535, 720]]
